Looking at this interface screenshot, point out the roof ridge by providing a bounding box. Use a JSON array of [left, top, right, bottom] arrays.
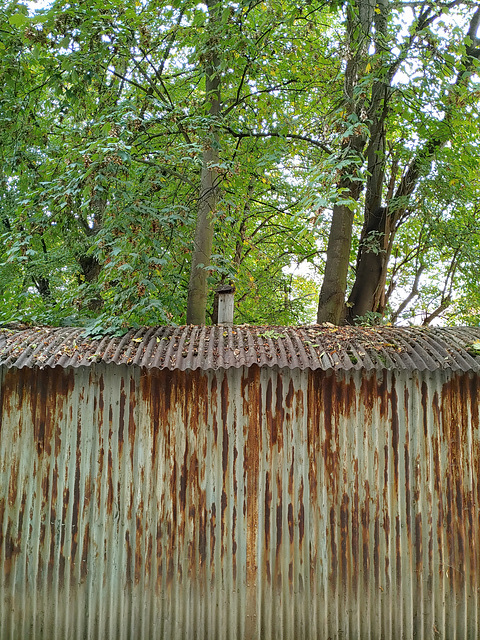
[[1, 325, 480, 373]]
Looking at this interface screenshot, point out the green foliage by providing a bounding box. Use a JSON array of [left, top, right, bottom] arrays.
[[1, 0, 330, 330], [467, 340, 480, 357], [354, 311, 387, 327], [258, 330, 286, 339], [1, 0, 480, 330]]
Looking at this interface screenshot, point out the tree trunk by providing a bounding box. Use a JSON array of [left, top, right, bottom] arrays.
[[346, 208, 387, 321], [316, 202, 354, 325], [345, 0, 390, 322], [345, 92, 388, 322], [345, 5, 480, 323], [316, 0, 373, 324], [186, 0, 221, 325]]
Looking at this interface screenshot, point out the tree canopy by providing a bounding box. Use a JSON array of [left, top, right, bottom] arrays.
[[1, 0, 480, 332]]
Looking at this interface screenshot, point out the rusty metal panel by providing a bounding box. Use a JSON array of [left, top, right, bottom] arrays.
[[1, 363, 479, 638], [2, 325, 480, 373]]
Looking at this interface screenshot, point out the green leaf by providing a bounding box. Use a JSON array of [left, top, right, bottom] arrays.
[[8, 13, 28, 27]]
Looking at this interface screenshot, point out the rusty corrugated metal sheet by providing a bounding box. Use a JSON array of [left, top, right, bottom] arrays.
[[1, 362, 479, 638], [1, 324, 480, 372]]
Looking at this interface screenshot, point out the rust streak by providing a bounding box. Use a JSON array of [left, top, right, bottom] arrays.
[[81, 522, 90, 581], [351, 458, 359, 591], [264, 471, 271, 553], [421, 380, 428, 439], [361, 480, 370, 585], [329, 506, 337, 588], [8, 459, 18, 506], [107, 449, 113, 515], [285, 379, 294, 409], [210, 502, 216, 570], [125, 530, 132, 584], [119, 378, 126, 457], [340, 492, 349, 586], [415, 512, 423, 576], [275, 375, 284, 451], [287, 502, 294, 545], [128, 377, 136, 469], [135, 503, 144, 585], [391, 378, 399, 494], [232, 504, 237, 582], [276, 500, 282, 556], [266, 378, 274, 445], [243, 366, 260, 588], [221, 376, 229, 552], [71, 413, 82, 564], [298, 478, 305, 547]]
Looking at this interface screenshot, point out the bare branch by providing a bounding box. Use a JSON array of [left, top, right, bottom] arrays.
[[102, 65, 150, 95], [131, 157, 197, 188], [223, 125, 332, 154], [222, 79, 300, 117], [390, 265, 425, 324], [422, 299, 452, 326], [422, 247, 460, 325], [222, 63, 250, 117]]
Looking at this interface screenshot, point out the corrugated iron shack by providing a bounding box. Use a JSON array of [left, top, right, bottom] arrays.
[[1, 324, 480, 639]]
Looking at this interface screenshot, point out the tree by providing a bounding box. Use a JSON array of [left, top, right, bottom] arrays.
[[315, 0, 480, 325], [1, 0, 328, 330], [186, 0, 222, 324], [2, 0, 480, 330]]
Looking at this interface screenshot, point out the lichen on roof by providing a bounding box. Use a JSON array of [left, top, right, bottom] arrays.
[[1, 324, 480, 372]]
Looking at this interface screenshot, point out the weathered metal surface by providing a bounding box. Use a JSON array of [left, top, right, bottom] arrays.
[[1, 325, 480, 372], [1, 360, 479, 639]]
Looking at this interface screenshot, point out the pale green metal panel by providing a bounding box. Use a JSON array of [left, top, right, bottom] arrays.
[[0, 363, 479, 638]]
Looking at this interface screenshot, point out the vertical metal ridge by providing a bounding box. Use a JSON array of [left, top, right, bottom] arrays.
[[1, 363, 480, 638]]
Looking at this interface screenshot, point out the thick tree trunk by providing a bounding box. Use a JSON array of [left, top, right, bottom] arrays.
[[345, 0, 390, 322], [346, 90, 388, 322], [345, 5, 480, 323], [78, 254, 103, 311], [316, 202, 354, 325], [346, 133, 451, 323], [186, 0, 221, 325], [316, 0, 372, 324], [186, 143, 220, 324], [33, 275, 52, 300], [346, 208, 387, 321]]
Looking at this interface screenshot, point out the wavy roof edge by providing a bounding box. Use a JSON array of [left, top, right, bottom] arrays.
[[1, 324, 480, 373]]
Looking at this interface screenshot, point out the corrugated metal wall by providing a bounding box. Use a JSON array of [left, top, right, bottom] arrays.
[[1, 363, 479, 639]]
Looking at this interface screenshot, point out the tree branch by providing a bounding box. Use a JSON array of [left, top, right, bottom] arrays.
[[222, 79, 300, 117], [422, 246, 460, 325], [222, 63, 250, 117], [422, 298, 451, 326], [222, 125, 332, 154], [131, 156, 197, 187], [466, 5, 480, 54], [390, 264, 425, 324], [391, 7, 480, 217], [103, 63, 193, 145]]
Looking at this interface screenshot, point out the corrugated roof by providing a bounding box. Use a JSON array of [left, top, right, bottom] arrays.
[[1, 324, 480, 372]]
